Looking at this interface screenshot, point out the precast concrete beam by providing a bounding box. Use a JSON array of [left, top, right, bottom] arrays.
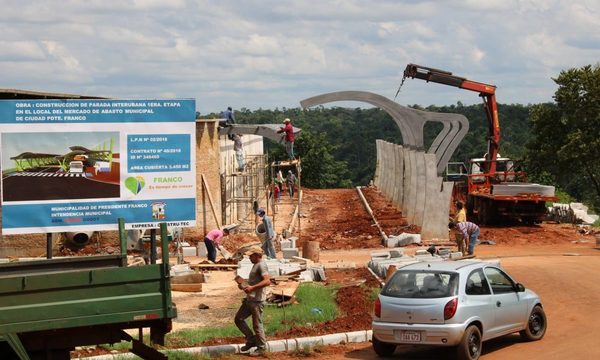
[[405, 149, 418, 224], [390, 143, 400, 208], [381, 142, 393, 199], [413, 151, 427, 226], [421, 153, 451, 240], [385, 142, 395, 199], [373, 139, 383, 188], [393, 145, 404, 208], [401, 146, 411, 215], [218, 124, 301, 143]]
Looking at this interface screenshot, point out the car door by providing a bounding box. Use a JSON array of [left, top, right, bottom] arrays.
[[484, 267, 528, 337], [464, 269, 495, 339]]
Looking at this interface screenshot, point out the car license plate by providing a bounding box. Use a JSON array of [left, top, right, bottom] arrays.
[[401, 331, 421, 342]]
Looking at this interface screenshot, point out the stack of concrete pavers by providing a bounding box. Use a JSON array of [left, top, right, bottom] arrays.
[[280, 236, 299, 259], [236, 254, 325, 282]]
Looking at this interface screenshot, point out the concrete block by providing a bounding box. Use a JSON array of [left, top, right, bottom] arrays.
[[296, 336, 324, 350], [415, 249, 431, 256], [288, 236, 298, 248], [389, 249, 404, 258], [370, 251, 391, 260], [182, 246, 196, 257], [366, 330, 373, 341], [285, 339, 297, 352], [282, 248, 299, 259], [388, 233, 421, 247], [299, 270, 314, 282], [346, 330, 368, 343], [280, 239, 292, 249], [449, 252, 463, 259], [321, 333, 347, 345], [267, 339, 288, 352], [196, 242, 207, 257], [280, 263, 303, 275], [311, 266, 327, 281], [207, 344, 238, 355]]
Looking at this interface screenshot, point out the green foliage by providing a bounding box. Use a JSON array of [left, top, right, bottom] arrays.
[[526, 64, 600, 212], [165, 283, 338, 348]]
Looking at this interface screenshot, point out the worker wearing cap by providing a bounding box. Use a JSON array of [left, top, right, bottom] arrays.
[[277, 118, 295, 160], [256, 208, 276, 259], [234, 245, 270, 354], [449, 221, 480, 256], [203, 228, 229, 263]]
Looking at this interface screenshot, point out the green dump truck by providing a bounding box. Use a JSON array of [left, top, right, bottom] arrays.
[[0, 221, 176, 360]]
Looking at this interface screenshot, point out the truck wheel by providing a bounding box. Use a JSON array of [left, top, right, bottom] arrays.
[[456, 325, 482, 360], [372, 337, 396, 357], [520, 305, 547, 341]]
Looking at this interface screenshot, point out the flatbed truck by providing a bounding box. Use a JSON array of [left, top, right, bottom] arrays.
[[0, 221, 176, 360]]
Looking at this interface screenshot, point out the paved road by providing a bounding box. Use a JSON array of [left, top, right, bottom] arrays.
[[305, 253, 600, 360]]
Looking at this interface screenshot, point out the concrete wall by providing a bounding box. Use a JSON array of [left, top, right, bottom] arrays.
[[194, 120, 222, 238], [374, 140, 451, 240]]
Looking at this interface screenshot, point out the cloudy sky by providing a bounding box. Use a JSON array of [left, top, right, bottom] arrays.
[[1, 0, 599, 114]]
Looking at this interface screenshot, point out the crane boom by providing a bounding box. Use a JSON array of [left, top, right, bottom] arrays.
[[401, 63, 501, 174]]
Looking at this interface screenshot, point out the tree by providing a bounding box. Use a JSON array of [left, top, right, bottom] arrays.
[[526, 64, 600, 211]]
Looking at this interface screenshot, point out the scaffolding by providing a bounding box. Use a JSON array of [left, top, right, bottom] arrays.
[[270, 158, 302, 237], [222, 153, 269, 232]]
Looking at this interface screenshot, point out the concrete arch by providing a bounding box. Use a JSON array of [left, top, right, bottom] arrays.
[[300, 91, 469, 174]]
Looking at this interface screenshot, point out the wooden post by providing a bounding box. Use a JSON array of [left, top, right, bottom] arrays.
[[201, 173, 221, 229], [302, 240, 320, 262]]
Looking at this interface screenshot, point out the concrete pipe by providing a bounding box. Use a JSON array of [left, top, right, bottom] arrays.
[[255, 223, 266, 242], [64, 231, 94, 248]]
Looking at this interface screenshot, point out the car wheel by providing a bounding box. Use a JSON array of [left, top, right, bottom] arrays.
[[520, 305, 547, 341], [372, 337, 396, 357], [456, 325, 482, 360]]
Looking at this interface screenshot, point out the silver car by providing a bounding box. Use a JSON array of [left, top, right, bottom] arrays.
[[372, 260, 546, 360]]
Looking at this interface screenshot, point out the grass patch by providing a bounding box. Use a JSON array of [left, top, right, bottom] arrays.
[[165, 283, 338, 348], [368, 286, 381, 302]]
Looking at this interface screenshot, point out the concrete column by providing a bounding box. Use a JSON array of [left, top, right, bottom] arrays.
[[382, 142, 393, 199], [393, 145, 404, 208], [421, 154, 449, 240], [389, 143, 399, 206], [374, 140, 382, 188], [413, 151, 427, 226], [405, 149, 417, 224], [401, 147, 411, 216]]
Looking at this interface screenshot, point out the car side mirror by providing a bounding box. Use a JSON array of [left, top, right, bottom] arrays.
[[515, 283, 525, 292]]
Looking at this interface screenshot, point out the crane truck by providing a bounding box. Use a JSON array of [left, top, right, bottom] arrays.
[[401, 63, 557, 225]]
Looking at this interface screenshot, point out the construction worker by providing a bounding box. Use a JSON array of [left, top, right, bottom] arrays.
[[453, 201, 468, 252], [256, 208, 276, 258], [234, 245, 270, 355], [203, 228, 230, 262], [449, 221, 480, 256], [277, 118, 295, 160]]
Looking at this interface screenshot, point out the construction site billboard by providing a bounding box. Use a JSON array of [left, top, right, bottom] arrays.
[[0, 99, 196, 235]]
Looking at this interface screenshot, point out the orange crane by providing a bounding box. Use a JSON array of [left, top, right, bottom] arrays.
[[400, 63, 557, 224]]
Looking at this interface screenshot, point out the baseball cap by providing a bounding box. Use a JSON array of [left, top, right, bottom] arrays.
[[256, 208, 265, 216], [244, 245, 264, 256]]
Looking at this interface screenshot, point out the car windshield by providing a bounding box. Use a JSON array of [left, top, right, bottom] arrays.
[[381, 270, 458, 298]]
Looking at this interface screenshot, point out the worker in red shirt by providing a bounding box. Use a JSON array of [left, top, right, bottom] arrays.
[[277, 118, 295, 160]]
